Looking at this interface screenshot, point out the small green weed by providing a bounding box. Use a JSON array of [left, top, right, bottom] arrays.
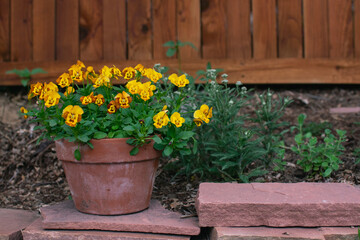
[[163, 40, 197, 73], [6, 68, 47, 87], [303, 121, 333, 137]]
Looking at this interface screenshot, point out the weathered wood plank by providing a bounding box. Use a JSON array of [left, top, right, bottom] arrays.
[[225, 0, 251, 59], [11, 0, 32, 61], [153, 0, 176, 59], [127, 0, 152, 60], [177, 0, 201, 59], [252, 0, 277, 59], [0, 0, 10, 61], [201, 0, 226, 58], [80, 0, 103, 61], [103, 0, 126, 60], [278, 0, 303, 58], [56, 0, 79, 60], [2, 59, 360, 85], [328, 0, 353, 58], [33, 0, 55, 61], [303, 0, 329, 58], [355, 0, 360, 58]]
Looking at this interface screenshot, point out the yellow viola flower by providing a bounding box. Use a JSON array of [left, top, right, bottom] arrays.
[[115, 91, 132, 109], [76, 60, 85, 68], [39, 82, 59, 100], [93, 75, 110, 88], [193, 104, 213, 126], [126, 80, 142, 95], [85, 66, 97, 83], [193, 118, 203, 127], [139, 81, 156, 101], [122, 67, 136, 80], [168, 73, 178, 85], [169, 73, 188, 87], [93, 94, 105, 106], [64, 86, 75, 96], [153, 108, 169, 129], [170, 112, 185, 128], [20, 107, 28, 119], [200, 104, 213, 119], [135, 64, 145, 75], [80, 92, 94, 105], [28, 82, 43, 99], [110, 66, 122, 79], [107, 100, 119, 114], [62, 105, 84, 127], [68, 61, 85, 83], [44, 91, 61, 108], [56, 73, 72, 88], [100, 65, 113, 79], [144, 68, 162, 83]]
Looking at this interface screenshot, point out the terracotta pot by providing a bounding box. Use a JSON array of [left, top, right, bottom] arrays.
[[55, 138, 161, 215]]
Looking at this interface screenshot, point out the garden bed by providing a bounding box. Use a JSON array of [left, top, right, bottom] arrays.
[[0, 85, 359, 216]]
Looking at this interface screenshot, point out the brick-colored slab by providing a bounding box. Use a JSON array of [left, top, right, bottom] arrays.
[[196, 183, 360, 227], [211, 227, 325, 240], [329, 107, 360, 114], [23, 219, 190, 240], [41, 200, 200, 236], [320, 227, 359, 240], [0, 208, 38, 240]]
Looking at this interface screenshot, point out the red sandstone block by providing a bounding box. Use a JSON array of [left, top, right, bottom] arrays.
[[320, 227, 359, 240], [23, 219, 190, 240], [196, 182, 360, 227], [329, 107, 360, 114], [41, 200, 200, 236], [0, 208, 38, 240]]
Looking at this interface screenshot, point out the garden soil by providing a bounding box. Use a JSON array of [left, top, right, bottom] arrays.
[[0, 86, 359, 217]]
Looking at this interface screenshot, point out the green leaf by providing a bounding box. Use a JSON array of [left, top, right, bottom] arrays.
[[163, 41, 175, 47], [178, 131, 195, 140], [193, 140, 198, 154], [30, 68, 47, 75], [298, 113, 306, 126], [184, 41, 197, 50], [130, 147, 139, 156], [49, 119, 57, 127], [166, 48, 177, 57], [294, 134, 303, 144], [74, 149, 81, 161], [114, 131, 126, 138], [124, 126, 135, 132], [153, 135, 162, 144], [87, 142, 94, 149], [108, 132, 115, 138], [163, 145, 173, 156], [154, 143, 165, 151], [180, 149, 191, 155], [126, 138, 136, 145], [93, 131, 107, 139], [78, 135, 90, 143], [323, 168, 332, 177], [21, 79, 29, 87]]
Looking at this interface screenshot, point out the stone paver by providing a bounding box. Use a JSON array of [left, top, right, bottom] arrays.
[[196, 182, 360, 227], [0, 208, 38, 240], [41, 200, 200, 236], [23, 219, 190, 240], [320, 227, 359, 240], [329, 107, 360, 114]]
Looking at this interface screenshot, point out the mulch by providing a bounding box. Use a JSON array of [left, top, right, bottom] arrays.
[[0, 86, 359, 216]]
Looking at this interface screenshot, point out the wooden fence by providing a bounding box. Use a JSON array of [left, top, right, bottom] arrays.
[[1, 0, 360, 85]]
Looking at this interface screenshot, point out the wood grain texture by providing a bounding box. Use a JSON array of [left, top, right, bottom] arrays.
[[201, 0, 226, 58], [103, 0, 126, 60], [11, 0, 32, 61], [328, 0, 353, 58], [33, 0, 55, 61], [252, 0, 277, 59], [278, 0, 303, 58], [80, 0, 103, 61], [356, 0, 360, 58], [153, 0, 176, 59], [0, 0, 10, 61], [177, 0, 201, 59], [225, 0, 251, 59], [127, 0, 152, 60], [2, 59, 360, 85], [56, 0, 79, 60], [303, 0, 329, 58]]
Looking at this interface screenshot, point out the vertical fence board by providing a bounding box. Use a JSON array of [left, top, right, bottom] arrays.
[[80, 0, 103, 61], [177, 0, 201, 59], [56, 0, 79, 60], [278, 0, 303, 58], [153, 0, 176, 59], [127, 0, 152, 60], [11, 0, 32, 61], [252, 0, 277, 59], [0, 0, 10, 61], [328, 0, 353, 58], [33, 0, 55, 61], [103, 0, 126, 60], [225, 0, 251, 59], [356, 0, 360, 58], [201, 0, 226, 58], [303, 0, 329, 58]]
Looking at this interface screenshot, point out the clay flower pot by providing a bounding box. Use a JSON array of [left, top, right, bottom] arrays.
[[55, 138, 161, 215]]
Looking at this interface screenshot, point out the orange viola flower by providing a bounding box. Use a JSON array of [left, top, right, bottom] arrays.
[[80, 92, 94, 105], [56, 73, 72, 88], [20, 107, 28, 119], [115, 91, 132, 109], [28, 82, 43, 99], [62, 105, 84, 127], [107, 100, 119, 114], [93, 94, 105, 106]]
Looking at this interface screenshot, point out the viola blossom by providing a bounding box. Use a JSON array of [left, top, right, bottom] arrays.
[[20, 107, 28, 119], [93, 94, 105, 106], [126, 80, 142, 95], [122, 67, 136, 80], [28, 82, 43, 99], [44, 91, 61, 108], [68, 60, 85, 83], [169, 73, 189, 87], [39, 82, 59, 100], [93, 74, 110, 88], [170, 112, 185, 128], [153, 106, 169, 129], [80, 92, 94, 105], [134, 64, 146, 75], [62, 105, 84, 127], [56, 73, 72, 88], [84, 66, 97, 83], [115, 91, 132, 109], [193, 104, 213, 126], [110, 66, 122, 79], [100, 65, 113, 79], [139, 81, 156, 101], [144, 68, 162, 83], [107, 100, 119, 114], [64, 86, 75, 96]]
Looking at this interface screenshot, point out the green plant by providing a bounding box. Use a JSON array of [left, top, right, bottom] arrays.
[[303, 121, 333, 137], [163, 40, 197, 73], [291, 114, 346, 177], [354, 148, 360, 165], [6, 68, 47, 87]]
